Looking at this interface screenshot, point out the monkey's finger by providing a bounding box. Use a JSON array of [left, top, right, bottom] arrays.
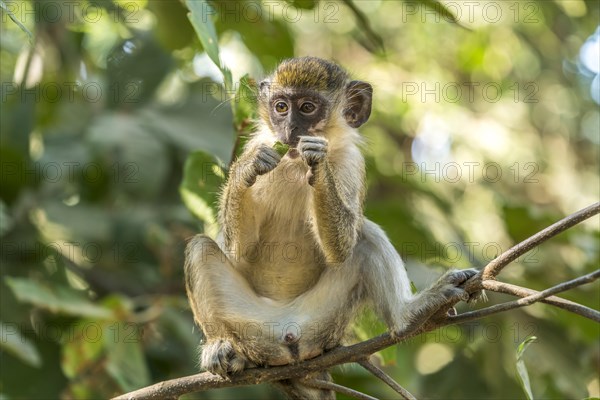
[[301, 151, 327, 166], [256, 148, 281, 164], [445, 269, 477, 286], [298, 136, 328, 145], [300, 144, 327, 153], [298, 135, 324, 141]]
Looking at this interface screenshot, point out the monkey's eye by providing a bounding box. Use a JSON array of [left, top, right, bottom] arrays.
[[274, 101, 289, 114], [300, 102, 316, 114]]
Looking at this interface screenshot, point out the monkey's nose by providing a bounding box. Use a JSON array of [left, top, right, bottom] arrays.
[[286, 127, 300, 147]]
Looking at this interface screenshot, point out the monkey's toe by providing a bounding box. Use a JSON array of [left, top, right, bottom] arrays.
[[435, 268, 480, 306], [200, 339, 246, 377], [444, 268, 478, 286]]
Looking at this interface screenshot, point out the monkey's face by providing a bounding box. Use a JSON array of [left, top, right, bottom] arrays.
[[267, 89, 330, 147]]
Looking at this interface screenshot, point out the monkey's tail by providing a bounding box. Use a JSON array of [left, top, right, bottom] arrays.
[[273, 371, 335, 400]]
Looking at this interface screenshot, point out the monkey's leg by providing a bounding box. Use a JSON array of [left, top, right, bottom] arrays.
[[185, 234, 295, 375], [357, 219, 477, 334], [274, 371, 335, 400]]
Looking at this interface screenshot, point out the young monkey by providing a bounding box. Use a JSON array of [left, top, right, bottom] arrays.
[[185, 57, 477, 398]]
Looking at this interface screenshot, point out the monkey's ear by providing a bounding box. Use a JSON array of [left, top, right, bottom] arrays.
[[259, 80, 271, 98], [344, 81, 373, 128]]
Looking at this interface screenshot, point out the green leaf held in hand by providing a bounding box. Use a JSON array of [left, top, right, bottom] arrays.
[[273, 141, 290, 156]]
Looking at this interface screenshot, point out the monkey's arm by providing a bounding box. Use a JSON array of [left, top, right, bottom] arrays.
[[300, 137, 365, 264], [219, 144, 281, 249]]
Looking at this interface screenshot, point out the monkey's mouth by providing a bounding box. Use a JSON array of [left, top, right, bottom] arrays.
[[281, 136, 300, 148], [287, 148, 300, 159], [279, 135, 300, 158]]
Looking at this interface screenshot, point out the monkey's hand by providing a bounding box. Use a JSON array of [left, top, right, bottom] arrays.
[[298, 136, 328, 168], [240, 145, 282, 186]]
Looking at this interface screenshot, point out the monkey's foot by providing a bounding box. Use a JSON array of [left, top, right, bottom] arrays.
[[438, 268, 478, 302], [398, 268, 479, 330], [200, 339, 247, 377]]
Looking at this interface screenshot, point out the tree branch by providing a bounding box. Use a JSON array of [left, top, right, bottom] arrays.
[[449, 270, 600, 324], [113, 203, 600, 400], [482, 280, 600, 322], [302, 379, 378, 400], [357, 358, 417, 400], [481, 202, 600, 280]]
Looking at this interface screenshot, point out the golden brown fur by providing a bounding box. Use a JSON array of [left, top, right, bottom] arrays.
[[184, 58, 477, 399]]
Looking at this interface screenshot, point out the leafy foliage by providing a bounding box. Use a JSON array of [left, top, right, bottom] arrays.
[[1, 0, 598, 399]]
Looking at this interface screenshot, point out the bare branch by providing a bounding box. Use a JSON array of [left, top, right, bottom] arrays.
[[449, 270, 600, 324], [357, 358, 417, 400], [302, 378, 379, 400], [481, 202, 600, 280], [113, 203, 600, 400], [483, 280, 600, 322]]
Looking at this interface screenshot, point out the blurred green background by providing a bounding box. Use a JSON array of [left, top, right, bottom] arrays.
[[1, 0, 599, 399]]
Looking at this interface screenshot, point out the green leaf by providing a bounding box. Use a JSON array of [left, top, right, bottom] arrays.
[[5, 278, 113, 319], [410, 281, 418, 295], [353, 309, 396, 364], [0, 321, 42, 368], [0, 0, 33, 43], [139, 86, 236, 165], [186, 0, 232, 88], [105, 322, 150, 392], [61, 320, 105, 378], [417, 0, 470, 29], [86, 112, 170, 199], [516, 336, 537, 400], [284, 0, 317, 9], [0, 200, 13, 236], [220, 18, 294, 71], [179, 151, 225, 237], [273, 141, 290, 157], [233, 75, 258, 135]]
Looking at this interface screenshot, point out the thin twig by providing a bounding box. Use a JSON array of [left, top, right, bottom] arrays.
[[482, 202, 600, 280], [450, 270, 600, 324], [303, 378, 379, 400], [113, 203, 600, 400], [483, 280, 600, 322], [357, 359, 417, 400], [340, 0, 385, 52]]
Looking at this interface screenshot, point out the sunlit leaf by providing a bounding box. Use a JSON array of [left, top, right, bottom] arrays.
[[180, 151, 225, 237], [186, 0, 232, 88], [0, 0, 33, 43], [105, 323, 150, 391], [5, 278, 113, 319], [516, 336, 537, 400], [284, 0, 317, 10], [0, 321, 41, 368], [417, 0, 469, 29], [220, 18, 294, 71], [233, 74, 258, 134]]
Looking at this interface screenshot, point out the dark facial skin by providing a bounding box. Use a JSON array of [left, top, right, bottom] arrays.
[[268, 89, 329, 148]]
